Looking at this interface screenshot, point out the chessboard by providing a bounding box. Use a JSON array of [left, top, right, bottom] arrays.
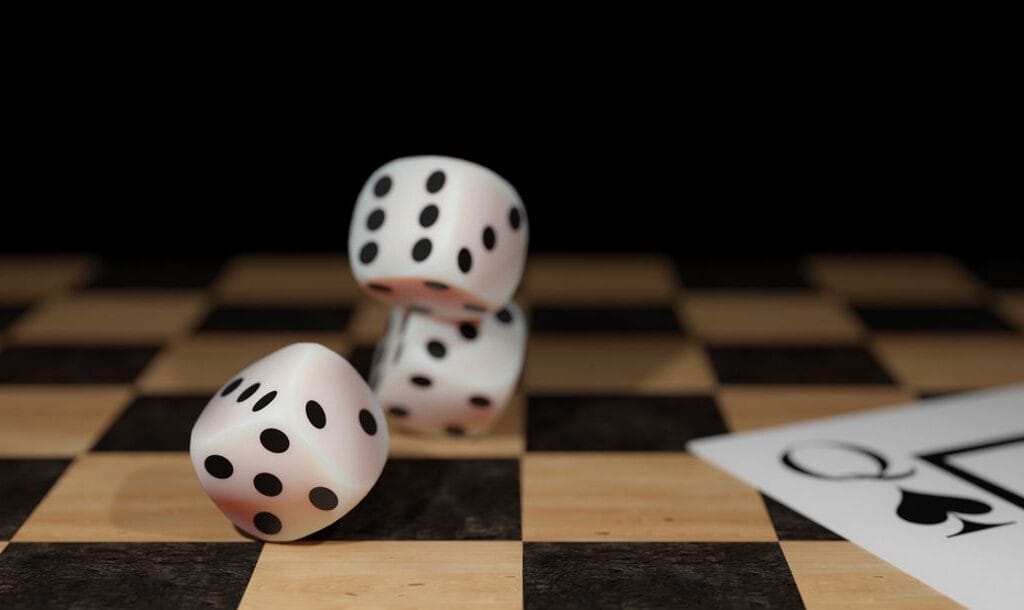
[[1, 254, 1022, 609]]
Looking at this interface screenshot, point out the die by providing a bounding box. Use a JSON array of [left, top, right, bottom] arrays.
[[189, 343, 389, 541], [369, 302, 527, 436], [348, 156, 528, 320]]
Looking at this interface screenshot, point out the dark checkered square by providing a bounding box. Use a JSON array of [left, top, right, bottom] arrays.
[[197, 307, 352, 332], [92, 395, 208, 452], [0, 543, 261, 608], [0, 459, 71, 539], [527, 394, 726, 451], [709, 345, 895, 384], [308, 459, 520, 540], [855, 306, 1014, 332], [0, 346, 159, 383], [524, 542, 803, 609]]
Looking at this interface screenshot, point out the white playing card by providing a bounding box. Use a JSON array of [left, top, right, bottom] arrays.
[[688, 384, 1024, 610]]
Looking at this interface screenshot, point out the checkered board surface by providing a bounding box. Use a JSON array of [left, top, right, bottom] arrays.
[[0, 254, 1022, 609]]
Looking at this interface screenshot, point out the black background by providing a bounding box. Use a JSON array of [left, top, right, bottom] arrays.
[[5, 48, 1017, 259]]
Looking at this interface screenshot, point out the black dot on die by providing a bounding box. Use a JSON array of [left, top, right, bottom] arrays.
[[496, 308, 513, 324], [260, 428, 289, 453], [204, 455, 233, 479], [388, 406, 409, 417], [359, 409, 378, 435], [366, 209, 385, 231], [411, 375, 432, 387], [459, 322, 478, 339], [220, 378, 243, 397], [482, 226, 496, 250], [469, 395, 492, 408], [237, 383, 260, 402], [426, 340, 447, 358], [458, 248, 472, 273], [424, 281, 449, 291], [368, 283, 392, 293], [359, 242, 378, 264], [426, 170, 446, 193], [373, 176, 392, 197], [510, 207, 522, 230], [306, 400, 326, 429], [412, 238, 432, 262], [419, 204, 439, 227], [252, 391, 277, 412], [254, 472, 282, 497], [309, 487, 339, 511], [254, 512, 282, 535], [445, 425, 465, 436]]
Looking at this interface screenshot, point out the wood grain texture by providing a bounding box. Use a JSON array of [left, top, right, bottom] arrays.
[[524, 542, 803, 609], [522, 453, 776, 542], [0, 386, 133, 456], [871, 335, 1024, 391], [308, 459, 520, 541], [806, 255, 984, 305], [716, 386, 916, 431], [782, 541, 963, 609], [521, 255, 679, 304], [0, 256, 96, 301], [214, 255, 362, 305], [347, 298, 391, 344], [680, 292, 864, 344], [0, 459, 70, 539], [14, 453, 248, 542], [137, 333, 349, 393], [0, 542, 261, 609], [524, 336, 714, 394], [0, 345, 159, 384], [997, 292, 1024, 331], [9, 292, 209, 344], [526, 394, 725, 451], [240, 541, 522, 609]]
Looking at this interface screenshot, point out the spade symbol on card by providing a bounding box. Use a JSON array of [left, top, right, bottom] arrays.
[[896, 488, 1015, 537]]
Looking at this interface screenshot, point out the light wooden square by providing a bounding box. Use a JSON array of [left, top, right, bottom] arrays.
[[137, 333, 349, 393], [806, 255, 984, 305], [347, 298, 391, 345], [871, 335, 1024, 392], [0, 386, 133, 457], [522, 453, 775, 542], [680, 292, 863, 344], [214, 255, 362, 305], [9, 292, 208, 344], [521, 255, 680, 304], [996, 292, 1024, 331], [716, 386, 917, 432], [388, 393, 524, 458], [239, 541, 522, 610], [0, 256, 96, 301], [781, 541, 959, 609], [14, 453, 248, 542], [0, 542, 7, 554], [524, 336, 715, 394]]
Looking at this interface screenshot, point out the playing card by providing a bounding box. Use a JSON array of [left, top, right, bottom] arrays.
[[688, 384, 1024, 610]]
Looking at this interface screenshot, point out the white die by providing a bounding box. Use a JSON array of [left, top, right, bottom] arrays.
[[348, 156, 528, 320], [189, 343, 389, 541], [370, 303, 527, 436]]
